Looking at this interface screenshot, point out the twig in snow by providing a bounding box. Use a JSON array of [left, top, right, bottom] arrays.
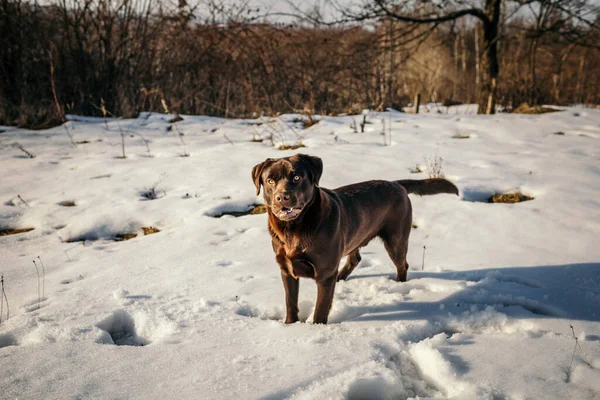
[[569, 324, 591, 373], [161, 98, 189, 156], [389, 110, 392, 144], [94, 102, 127, 158], [17, 195, 29, 207], [115, 119, 127, 158], [422, 246, 426, 270], [37, 256, 46, 299], [172, 124, 189, 156], [13, 142, 35, 158], [142, 173, 167, 200], [223, 133, 234, 146], [350, 117, 358, 133], [64, 242, 83, 262], [360, 114, 368, 133], [132, 131, 152, 157], [32, 260, 41, 309], [0, 275, 9, 322]]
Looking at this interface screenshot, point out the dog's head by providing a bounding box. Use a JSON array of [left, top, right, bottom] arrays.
[[252, 154, 323, 222]]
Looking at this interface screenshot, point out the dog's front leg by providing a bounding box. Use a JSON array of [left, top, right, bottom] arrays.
[[276, 248, 300, 323], [313, 275, 337, 324], [280, 269, 299, 324]]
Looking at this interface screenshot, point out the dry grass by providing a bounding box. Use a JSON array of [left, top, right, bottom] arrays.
[[142, 226, 160, 235], [489, 192, 534, 203], [424, 153, 444, 179], [452, 133, 471, 139], [115, 232, 138, 241], [249, 204, 267, 215], [116, 226, 160, 241], [68, 226, 160, 243], [291, 115, 320, 129], [279, 144, 306, 150], [0, 227, 35, 236], [301, 118, 320, 129], [410, 164, 423, 174], [513, 103, 562, 114], [214, 204, 267, 218]]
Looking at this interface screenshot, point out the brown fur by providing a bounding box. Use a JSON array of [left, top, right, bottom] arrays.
[[252, 154, 458, 324]]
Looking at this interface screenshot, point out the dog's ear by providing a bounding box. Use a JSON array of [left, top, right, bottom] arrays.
[[298, 154, 323, 186], [251, 159, 274, 195]]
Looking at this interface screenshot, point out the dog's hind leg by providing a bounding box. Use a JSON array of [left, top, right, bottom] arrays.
[[337, 249, 362, 281], [382, 235, 409, 282], [380, 219, 411, 282]]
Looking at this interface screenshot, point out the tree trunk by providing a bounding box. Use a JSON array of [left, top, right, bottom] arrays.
[[529, 38, 539, 105], [474, 25, 480, 102], [414, 93, 421, 114], [387, 18, 394, 108], [575, 51, 586, 104], [552, 43, 575, 104], [478, 0, 501, 115]]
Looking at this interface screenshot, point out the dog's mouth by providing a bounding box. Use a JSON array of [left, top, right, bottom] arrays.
[[275, 206, 303, 221]]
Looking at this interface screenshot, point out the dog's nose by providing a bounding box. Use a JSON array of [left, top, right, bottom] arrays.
[[276, 192, 291, 202]]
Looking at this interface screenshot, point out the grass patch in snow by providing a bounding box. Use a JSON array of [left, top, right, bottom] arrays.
[[452, 133, 471, 139], [114, 226, 161, 241], [513, 103, 562, 114], [291, 116, 320, 129], [142, 226, 160, 235], [489, 192, 534, 204], [0, 227, 34, 236], [463, 188, 534, 204], [66, 226, 160, 243], [209, 204, 267, 218], [279, 143, 306, 150], [116, 232, 138, 241]]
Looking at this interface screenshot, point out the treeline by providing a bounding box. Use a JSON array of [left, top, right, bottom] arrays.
[[1, 0, 598, 128]]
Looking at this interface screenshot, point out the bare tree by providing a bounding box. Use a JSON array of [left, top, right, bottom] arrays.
[[320, 0, 599, 113]]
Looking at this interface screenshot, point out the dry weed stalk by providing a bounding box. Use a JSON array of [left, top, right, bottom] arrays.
[[568, 324, 592, 381], [0, 275, 9, 322], [32, 260, 41, 309], [13, 142, 35, 158], [49, 47, 76, 147], [162, 98, 190, 155], [424, 153, 444, 179], [18, 195, 30, 207], [37, 256, 46, 299]]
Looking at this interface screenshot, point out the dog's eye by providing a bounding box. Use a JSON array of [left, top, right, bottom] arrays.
[[267, 178, 275, 185], [293, 175, 301, 181]]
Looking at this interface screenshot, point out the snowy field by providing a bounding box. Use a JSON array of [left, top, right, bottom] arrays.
[[1, 105, 599, 399]]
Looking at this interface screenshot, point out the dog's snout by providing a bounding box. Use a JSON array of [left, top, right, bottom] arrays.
[[275, 192, 291, 202]]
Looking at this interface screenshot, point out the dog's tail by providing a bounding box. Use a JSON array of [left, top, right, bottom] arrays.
[[397, 178, 459, 196]]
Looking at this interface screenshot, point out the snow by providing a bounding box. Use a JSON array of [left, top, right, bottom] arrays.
[[1, 106, 600, 399]]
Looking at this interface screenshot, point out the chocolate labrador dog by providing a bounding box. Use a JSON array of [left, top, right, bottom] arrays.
[[252, 154, 458, 324]]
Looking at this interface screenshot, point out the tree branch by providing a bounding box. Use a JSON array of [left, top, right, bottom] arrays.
[[373, 0, 489, 25]]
